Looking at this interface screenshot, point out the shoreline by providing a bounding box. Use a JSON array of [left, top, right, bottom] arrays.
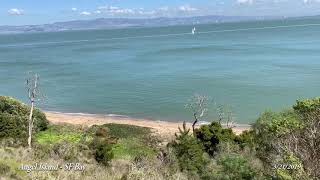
[[45, 111, 251, 139]]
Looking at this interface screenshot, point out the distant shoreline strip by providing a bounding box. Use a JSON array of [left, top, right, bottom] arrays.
[[2, 23, 320, 48], [45, 110, 252, 128]]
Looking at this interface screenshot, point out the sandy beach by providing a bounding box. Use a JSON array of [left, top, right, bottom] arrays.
[[45, 111, 251, 139]]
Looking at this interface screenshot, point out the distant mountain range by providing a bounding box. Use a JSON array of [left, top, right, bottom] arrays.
[[0, 15, 280, 34]]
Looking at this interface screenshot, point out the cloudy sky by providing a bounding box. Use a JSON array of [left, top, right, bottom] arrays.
[[1, 0, 320, 25]]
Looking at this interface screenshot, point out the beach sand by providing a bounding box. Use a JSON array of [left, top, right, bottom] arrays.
[[45, 111, 251, 140]]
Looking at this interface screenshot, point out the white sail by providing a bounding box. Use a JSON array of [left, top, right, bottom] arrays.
[[192, 27, 196, 34]]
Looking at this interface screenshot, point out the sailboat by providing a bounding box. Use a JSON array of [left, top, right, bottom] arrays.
[[192, 27, 196, 35]]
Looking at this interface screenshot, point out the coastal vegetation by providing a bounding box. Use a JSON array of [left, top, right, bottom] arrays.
[[0, 96, 48, 146], [0, 95, 319, 179]]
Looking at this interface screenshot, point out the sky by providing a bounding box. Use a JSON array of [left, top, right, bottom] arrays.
[[1, 0, 320, 25]]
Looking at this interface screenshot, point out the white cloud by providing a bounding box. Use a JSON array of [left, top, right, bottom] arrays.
[[94, 4, 200, 17], [303, 0, 320, 3], [8, 8, 24, 16], [97, 6, 135, 15], [178, 5, 198, 12], [158, 6, 169, 11], [110, 6, 120, 10], [113, 8, 134, 15], [97, 6, 118, 11], [80, 11, 91, 16], [138, 10, 156, 15], [71, 8, 77, 11], [237, 0, 254, 4]]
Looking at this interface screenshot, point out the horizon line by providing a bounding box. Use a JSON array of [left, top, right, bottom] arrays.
[[0, 14, 301, 27]]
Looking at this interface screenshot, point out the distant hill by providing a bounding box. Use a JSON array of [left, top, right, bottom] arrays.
[[0, 15, 276, 34]]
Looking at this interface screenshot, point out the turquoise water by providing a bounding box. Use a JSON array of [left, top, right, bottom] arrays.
[[1, 18, 320, 123]]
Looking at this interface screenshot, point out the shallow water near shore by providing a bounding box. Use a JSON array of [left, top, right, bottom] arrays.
[[1, 18, 320, 123]]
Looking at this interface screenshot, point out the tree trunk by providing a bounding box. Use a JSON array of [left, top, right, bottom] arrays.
[[192, 113, 198, 132], [28, 101, 34, 149]]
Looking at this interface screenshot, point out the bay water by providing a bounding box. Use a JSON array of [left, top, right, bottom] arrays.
[[1, 18, 320, 123]]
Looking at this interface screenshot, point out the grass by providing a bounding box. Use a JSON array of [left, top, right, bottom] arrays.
[[35, 123, 158, 160], [0, 147, 29, 178], [112, 138, 157, 160], [0, 123, 181, 179], [35, 125, 83, 145], [90, 124, 158, 160], [0, 147, 124, 180], [96, 123, 152, 138], [0, 159, 27, 178]]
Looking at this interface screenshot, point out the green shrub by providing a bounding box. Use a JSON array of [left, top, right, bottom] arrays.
[[273, 152, 309, 180], [89, 127, 117, 166], [0, 96, 48, 142], [194, 122, 237, 156], [169, 122, 208, 176], [253, 103, 320, 179], [235, 130, 256, 149], [88, 124, 158, 161], [95, 143, 114, 166], [252, 110, 304, 163], [215, 154, 257, 180], [291, 98, 320, 178], [254, 110, 303, 137], [0, 113, 26, 140], [293, 97, 320, 115]]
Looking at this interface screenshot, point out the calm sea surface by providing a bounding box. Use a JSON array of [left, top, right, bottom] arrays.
[[1, 18, 320, 123]]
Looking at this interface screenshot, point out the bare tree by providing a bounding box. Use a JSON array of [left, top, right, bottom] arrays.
[[225, 106, 236, 128], [26, 72, 41, 149], [215, 104, 236, 127], [216, 104, 225, 125], [185, 94, 209, 132]]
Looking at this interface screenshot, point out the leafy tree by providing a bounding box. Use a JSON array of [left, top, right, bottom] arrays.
[[194, 122, 237, 156], [253, 110, 303, 137], [293, 97, 320, 115], [169, 122, 208, 176], [290, 98, 320, 178], [252, 110, 303, 164], [252, 102, 319, 179], [0, 96, 48, 144]]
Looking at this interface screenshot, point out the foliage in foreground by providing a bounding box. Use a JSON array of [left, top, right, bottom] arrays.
[[88, 124, 158, 160], [0, 123, 183, 180], [36, 125, 83, 145], [194, 121, 238, 156], [0, 96, 48, 145], [89, 127, 116, 166], [253, 98, 320, 179], [169, 122, 208, 177], [1, 96, 320, 179], [215, 153, 257, 179], [169, 121, 264, 180]]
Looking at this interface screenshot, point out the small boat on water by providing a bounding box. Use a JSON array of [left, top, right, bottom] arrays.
[[192, 27, 196, 35]]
